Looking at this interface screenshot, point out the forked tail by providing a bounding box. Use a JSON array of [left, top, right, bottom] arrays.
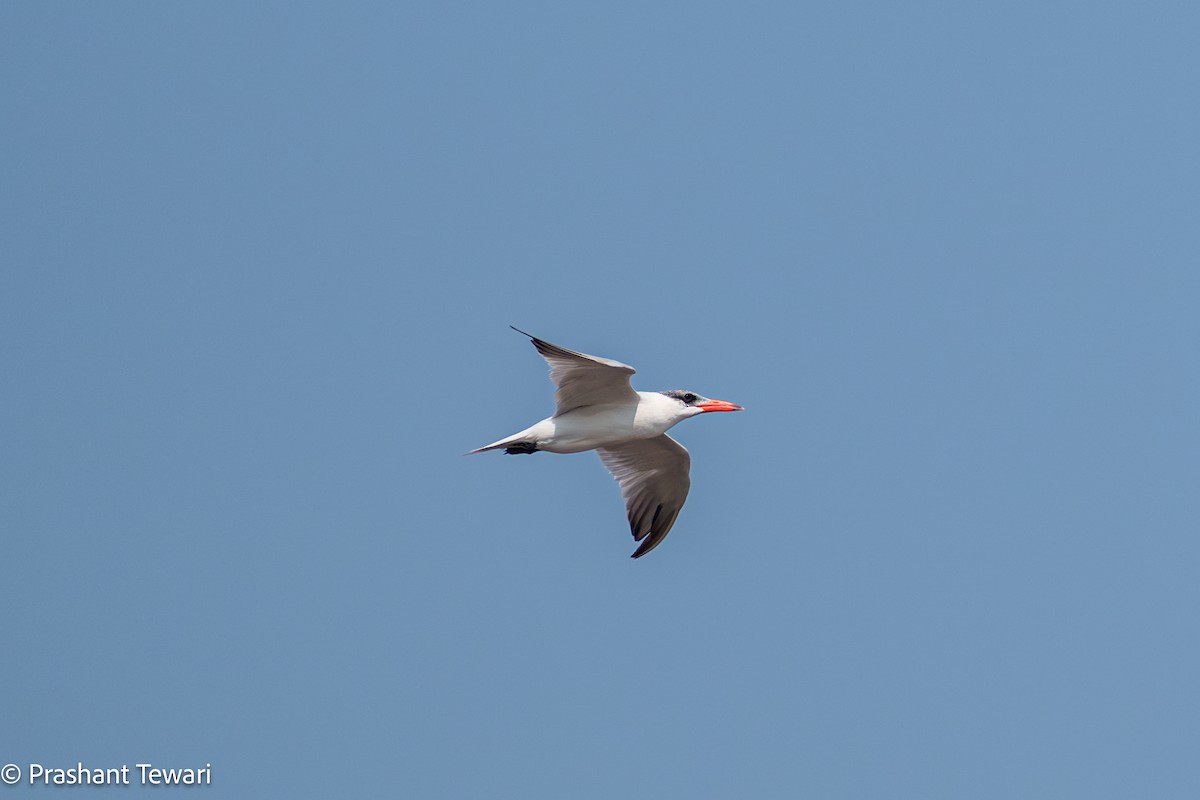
[[466, 436, 539, 455]]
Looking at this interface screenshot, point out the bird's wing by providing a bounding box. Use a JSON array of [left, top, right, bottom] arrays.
[[595, 434, 692, 559], [512, 327, 638, 415]]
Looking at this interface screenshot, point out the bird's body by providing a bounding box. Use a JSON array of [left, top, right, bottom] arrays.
[[469, 328, 742, 558], [472, 391, 697, 454]]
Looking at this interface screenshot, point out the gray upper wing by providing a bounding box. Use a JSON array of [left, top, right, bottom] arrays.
[[514, 329, 639, 415]]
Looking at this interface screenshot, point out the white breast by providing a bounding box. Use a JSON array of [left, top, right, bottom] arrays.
[[533, 392, 686, 454]]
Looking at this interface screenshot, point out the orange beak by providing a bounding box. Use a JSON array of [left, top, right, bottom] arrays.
[[696, 399, 743, 413]]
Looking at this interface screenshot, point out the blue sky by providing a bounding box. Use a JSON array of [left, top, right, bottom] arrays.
[[3, 2, 1198, 797]]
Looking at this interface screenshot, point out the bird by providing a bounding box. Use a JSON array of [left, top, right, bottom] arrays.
[[469, 327, 743, 558]]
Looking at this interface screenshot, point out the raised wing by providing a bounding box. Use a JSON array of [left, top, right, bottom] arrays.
[[512, 327, 638, 415], [595, 434, 692, 558]]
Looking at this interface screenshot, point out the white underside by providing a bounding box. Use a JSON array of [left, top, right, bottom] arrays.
[[475, 392, 696, 454]]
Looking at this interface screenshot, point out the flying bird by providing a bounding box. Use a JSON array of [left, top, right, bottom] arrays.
[[469, 327, 743, 558]]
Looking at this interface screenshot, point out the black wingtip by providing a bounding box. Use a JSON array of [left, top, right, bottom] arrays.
[[509, 325, 536, 339], [630, 539, 658, 559], [629, 505, 672, 559]]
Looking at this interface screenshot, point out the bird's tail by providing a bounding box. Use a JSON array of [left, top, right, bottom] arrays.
[[465, 432, 538, 455], [465, 441, 508, 455]]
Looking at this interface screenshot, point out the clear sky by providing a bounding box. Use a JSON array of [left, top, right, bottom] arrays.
[[3, 2, 1198, 797]]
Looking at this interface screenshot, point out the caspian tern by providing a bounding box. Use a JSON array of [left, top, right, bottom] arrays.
[[469, 327, 743, 558]]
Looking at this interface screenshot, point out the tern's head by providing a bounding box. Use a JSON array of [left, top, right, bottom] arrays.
[[661, 390, 744, 418]]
